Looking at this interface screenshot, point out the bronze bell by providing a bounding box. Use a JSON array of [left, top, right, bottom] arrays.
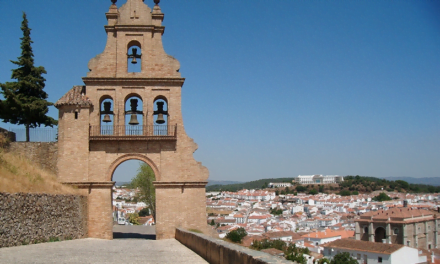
[[102, 101, 112, 123], [102, 114, 111, 123], [130, 48, 139, 64], [156, 113, 165, 124], [129, 114, 139, 125]]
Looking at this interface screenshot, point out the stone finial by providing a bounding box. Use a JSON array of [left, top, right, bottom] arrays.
[[154, 0, 160, 5], [111, 0, 117, 4]]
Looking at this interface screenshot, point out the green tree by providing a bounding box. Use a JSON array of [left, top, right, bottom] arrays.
[[128, 213, 140, 225], [210, 219, 215, 226], [270, 208, 283, 215], [373, 192, 392, 202], [226, 227, 247, 243], [339, 190, 351, 196], [317, 258, 331, 264], [0, 13, 56, 141], [309, 188, 318, 195], [131, 163, 156, 220], [351, 190, 359, 195], [296, 185, 307, 192], [395, 180, 409, 190], [330, 252, 358, 264], [138, 207, 150, 217]]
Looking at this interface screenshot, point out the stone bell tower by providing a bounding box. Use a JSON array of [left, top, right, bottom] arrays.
[[55, 0, 209, 239]]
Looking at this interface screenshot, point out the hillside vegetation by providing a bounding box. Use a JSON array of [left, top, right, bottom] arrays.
[[207, 175, 440, 194], [207, 178, 295, 192], [0, 135, 80, 195]]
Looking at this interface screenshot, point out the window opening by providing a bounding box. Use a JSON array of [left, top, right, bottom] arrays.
[[378, 257, 383, 263], [75, 112, 78, 119]]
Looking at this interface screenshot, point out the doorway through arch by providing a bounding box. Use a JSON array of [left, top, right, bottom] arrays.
[[112, 159, 156, 239]]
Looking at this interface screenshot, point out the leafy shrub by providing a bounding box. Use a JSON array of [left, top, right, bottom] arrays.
[[226, 227, 247, 243]]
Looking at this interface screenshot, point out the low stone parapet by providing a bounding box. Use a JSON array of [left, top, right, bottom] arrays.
[[0, 193, 87, 248], [175, 228, 295, 264]]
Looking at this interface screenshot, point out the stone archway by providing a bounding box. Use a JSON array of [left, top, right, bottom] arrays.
[[375, 227, 386, 242], [107, 154, 161, 182]]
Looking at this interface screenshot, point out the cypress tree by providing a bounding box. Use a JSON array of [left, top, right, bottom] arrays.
[[0, 13, 57, 142]]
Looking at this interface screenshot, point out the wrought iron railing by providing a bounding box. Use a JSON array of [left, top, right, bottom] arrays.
[[89, 125, 177, 140]]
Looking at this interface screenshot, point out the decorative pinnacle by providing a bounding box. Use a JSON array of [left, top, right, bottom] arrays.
[[111, 0, 117, 5], [154, 0, 160, 5]]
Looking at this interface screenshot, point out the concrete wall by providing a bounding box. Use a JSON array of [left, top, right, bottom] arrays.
[[8, 142, 58, 175], [175, 228, 294, 264], [0, 192, 88, 248]]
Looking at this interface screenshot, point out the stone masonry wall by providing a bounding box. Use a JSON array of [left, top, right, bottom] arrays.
[[0, 193, 88, 248], [175, 228, 294, 264], [8, 142, 58, 175]]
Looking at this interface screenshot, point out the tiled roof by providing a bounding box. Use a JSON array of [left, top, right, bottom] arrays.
[[322, 238, 405, 254], [358, 207, 436, 222], [265, 231, 302, 240], [302, 229, 354, 239], [55, 86, 93, 107]]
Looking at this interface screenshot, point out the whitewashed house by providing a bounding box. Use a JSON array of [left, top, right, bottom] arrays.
[[323, 239, 426, 264]]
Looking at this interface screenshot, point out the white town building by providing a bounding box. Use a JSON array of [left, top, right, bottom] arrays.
[[268, 182, 292, 188], [322, 238, 427, 264], [295, 175, 344, 184]]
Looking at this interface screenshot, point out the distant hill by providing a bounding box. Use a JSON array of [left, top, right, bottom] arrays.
[[115, 182, 132, 187], [206, 175, 440, 194], [382, 177, 440, 186], [207, 180, 243, 186], [206, 178, 295, 192]]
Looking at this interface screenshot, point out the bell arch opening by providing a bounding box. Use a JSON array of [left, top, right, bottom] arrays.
[[111, 158, 157, 239], [127, 40, 142, 73], [153, 96, 168, 135], [99, 96, 114, 135], [125, 95, 143, 135]]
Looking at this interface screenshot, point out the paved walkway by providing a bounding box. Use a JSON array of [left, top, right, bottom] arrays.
[[0, 226, 208, 264]]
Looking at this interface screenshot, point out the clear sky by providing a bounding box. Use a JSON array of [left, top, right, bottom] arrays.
[[0, 0, 439, 182]]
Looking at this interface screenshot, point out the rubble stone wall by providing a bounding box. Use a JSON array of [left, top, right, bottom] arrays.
[[0, 193, 88, 248], [8, 142, 58, 175]]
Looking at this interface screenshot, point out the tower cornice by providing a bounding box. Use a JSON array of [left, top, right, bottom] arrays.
[[82, 77, 185, 86], [105, 25, 165, 34]]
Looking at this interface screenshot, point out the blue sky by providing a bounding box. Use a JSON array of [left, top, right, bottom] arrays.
[[0, 0, 439, 182]]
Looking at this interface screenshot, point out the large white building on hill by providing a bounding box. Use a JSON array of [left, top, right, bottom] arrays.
[[295, 175, 344, 184]]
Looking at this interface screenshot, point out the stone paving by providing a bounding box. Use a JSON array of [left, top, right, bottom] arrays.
[[0, 226, 208, 264]]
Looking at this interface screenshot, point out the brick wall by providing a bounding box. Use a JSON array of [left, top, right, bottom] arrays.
[[0, 193, 87, 248], [8, 142, 58, 175]]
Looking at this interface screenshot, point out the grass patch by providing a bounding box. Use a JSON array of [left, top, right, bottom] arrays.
[[49, 237, 60, 242], [0, 146, 80, 195]]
